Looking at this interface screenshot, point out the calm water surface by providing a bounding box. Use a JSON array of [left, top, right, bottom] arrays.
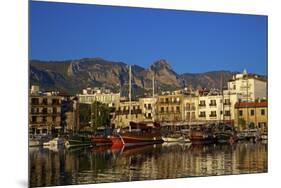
[[29, 142, 267, 187]]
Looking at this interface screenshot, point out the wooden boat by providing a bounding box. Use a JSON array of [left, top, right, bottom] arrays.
[[110, 122, 163, 147], [214, 124, 236, 144], [190, 125, 216, 144], [91, 135, 112, 146]]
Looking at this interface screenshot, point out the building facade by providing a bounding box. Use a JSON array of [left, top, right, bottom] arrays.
[[78, 87, 120, 108], [112, 100, 143, 128], [29, 94, 62, 135], [234, 101, 268, 132], [227, 70, 267, 102], [139, 97, 157, 122]]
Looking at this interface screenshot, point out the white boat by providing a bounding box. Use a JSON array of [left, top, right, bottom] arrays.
[[43, 137, 65, 148], [162, 135, 191, 143]]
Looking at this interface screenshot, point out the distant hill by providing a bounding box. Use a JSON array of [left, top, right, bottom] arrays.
[[29, 57, 250, 95]]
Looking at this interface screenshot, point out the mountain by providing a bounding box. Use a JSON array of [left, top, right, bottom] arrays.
[[30, 57, 241, 95]]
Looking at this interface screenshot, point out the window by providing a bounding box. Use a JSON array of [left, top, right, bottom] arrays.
[[199, 100, 206, 106], [199, 111, 206, 117], [42, 98, 48, 105], [166, 107, 169, 112], [210, 111, 217, 117], [31, 98, 39, 105], [224, 99, 231, 105], [224, 111, 231, 116], [31, 116, 37, 123], [210, 100, 217, 106], [53, 107, 57, 114], [176, 106, 180, 112], [261, 109, 265, 115], [239, 110, 243, 116], [148, 103, 152, 109], [160, 107, 164, 113], [171, 106, 174, 112], [251, 109, 255, 116]]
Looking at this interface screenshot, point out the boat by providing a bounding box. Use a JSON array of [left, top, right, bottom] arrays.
[[237, 129, 260, 142], [43, 137, 65, 148], [162, 133, 191, 143], [214, 124, 237, 144], [91, 135, 112, 146], [260, 133, 268, 140], [189, 125, 216, 144], [64, 134, 92, 148], [110, 122, 163, 147]]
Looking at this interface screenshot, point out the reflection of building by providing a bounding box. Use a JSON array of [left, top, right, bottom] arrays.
[[227, 70, 267, 102], [234, 101, 267, 132], [29, 92, 62, 135], [139, 97, 157, 122], [61, 97, 80, 133], [78, 87, 120, 107], [112, 100, 143, 128]]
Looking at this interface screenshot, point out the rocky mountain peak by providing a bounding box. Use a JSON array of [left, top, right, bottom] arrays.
[[150, 59, 172, 71]]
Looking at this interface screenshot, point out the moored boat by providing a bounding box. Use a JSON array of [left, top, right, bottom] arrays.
[[91, 135, 112, 146], [190, 125, 216, 144], [64, 134, 92, 148]]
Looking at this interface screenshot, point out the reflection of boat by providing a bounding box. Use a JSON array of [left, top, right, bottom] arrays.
[[65, 134, 92, 148], [91, 135, 112, 146], [29, 135, 41, 147], [121, 144, 158, 157]]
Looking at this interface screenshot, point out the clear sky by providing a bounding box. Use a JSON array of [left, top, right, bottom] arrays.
[[29, 1, 267, 75]]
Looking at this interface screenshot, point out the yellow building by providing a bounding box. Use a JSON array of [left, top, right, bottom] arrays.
[[112, 100, 143, 128], [155, 94, 185, 122], [234, 101, 267, 132]]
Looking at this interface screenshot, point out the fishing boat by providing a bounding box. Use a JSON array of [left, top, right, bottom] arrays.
[[162, 133, 191, 143], [214, 124, 236, 144], [110, 122, 163, 147], [91, 135, 112, 146], [237, 129, 260, 141], [190, 125, 216, 144]]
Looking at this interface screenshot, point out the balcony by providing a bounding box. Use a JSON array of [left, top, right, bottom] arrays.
[[198, 114, 206, 118], [198, 104, 206, 108], [223, 102, 231, 106], [209, 114, 217, 117], [209, 103, 217, 107]]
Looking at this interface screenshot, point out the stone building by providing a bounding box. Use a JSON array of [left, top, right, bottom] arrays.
[[234, 101, 268, 132], [112, 100, 143, 128], [139, 97, 157, 122], [29, 93, 62, 135]]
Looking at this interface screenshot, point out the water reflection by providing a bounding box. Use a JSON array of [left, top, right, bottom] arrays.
[[29, 142, 267, 187]]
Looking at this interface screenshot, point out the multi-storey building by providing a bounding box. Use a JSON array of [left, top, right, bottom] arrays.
[[183, 95, 198, 123], [112, 100, 143, 128], [227, 70, 267, 102], [234, 101, 267, 132], [29, 92, 62, 135], [155, 93, 185, 122], [78, 87, 120, 108], [139, 97, 157, 122], [197, 90, 223, 123]]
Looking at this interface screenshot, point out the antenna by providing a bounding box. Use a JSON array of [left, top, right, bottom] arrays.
[[129, 65, 132, 132]]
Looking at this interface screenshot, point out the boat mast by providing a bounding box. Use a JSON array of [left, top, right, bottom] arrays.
[[129, 65, 132, 132], [152, 73, 155, 122]]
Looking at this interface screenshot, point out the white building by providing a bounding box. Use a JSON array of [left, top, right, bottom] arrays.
[[226, 70, 267, 102], [78, 88, 120, 107]]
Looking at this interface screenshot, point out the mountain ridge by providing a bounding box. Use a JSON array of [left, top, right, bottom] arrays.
[[29, 57, 256, 95]]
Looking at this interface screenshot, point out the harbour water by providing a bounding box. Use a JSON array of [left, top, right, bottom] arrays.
[[29, 141, 267, 187]]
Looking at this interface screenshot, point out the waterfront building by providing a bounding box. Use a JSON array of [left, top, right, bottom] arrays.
[[112, 100, 143, 128], [78, 87, 120, 107], [197, 89, 223, 123], [139, 97, 157, 122], [226, 70, 267, 102], [29, 89, 62, 135], [61, 96, 80, 133], [155, 93, 185, 122], [183, 95, 198, 124], [234, 101, 268, 132]]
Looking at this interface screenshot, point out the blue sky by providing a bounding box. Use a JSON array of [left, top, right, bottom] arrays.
[[29, 1, 267, 75]]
